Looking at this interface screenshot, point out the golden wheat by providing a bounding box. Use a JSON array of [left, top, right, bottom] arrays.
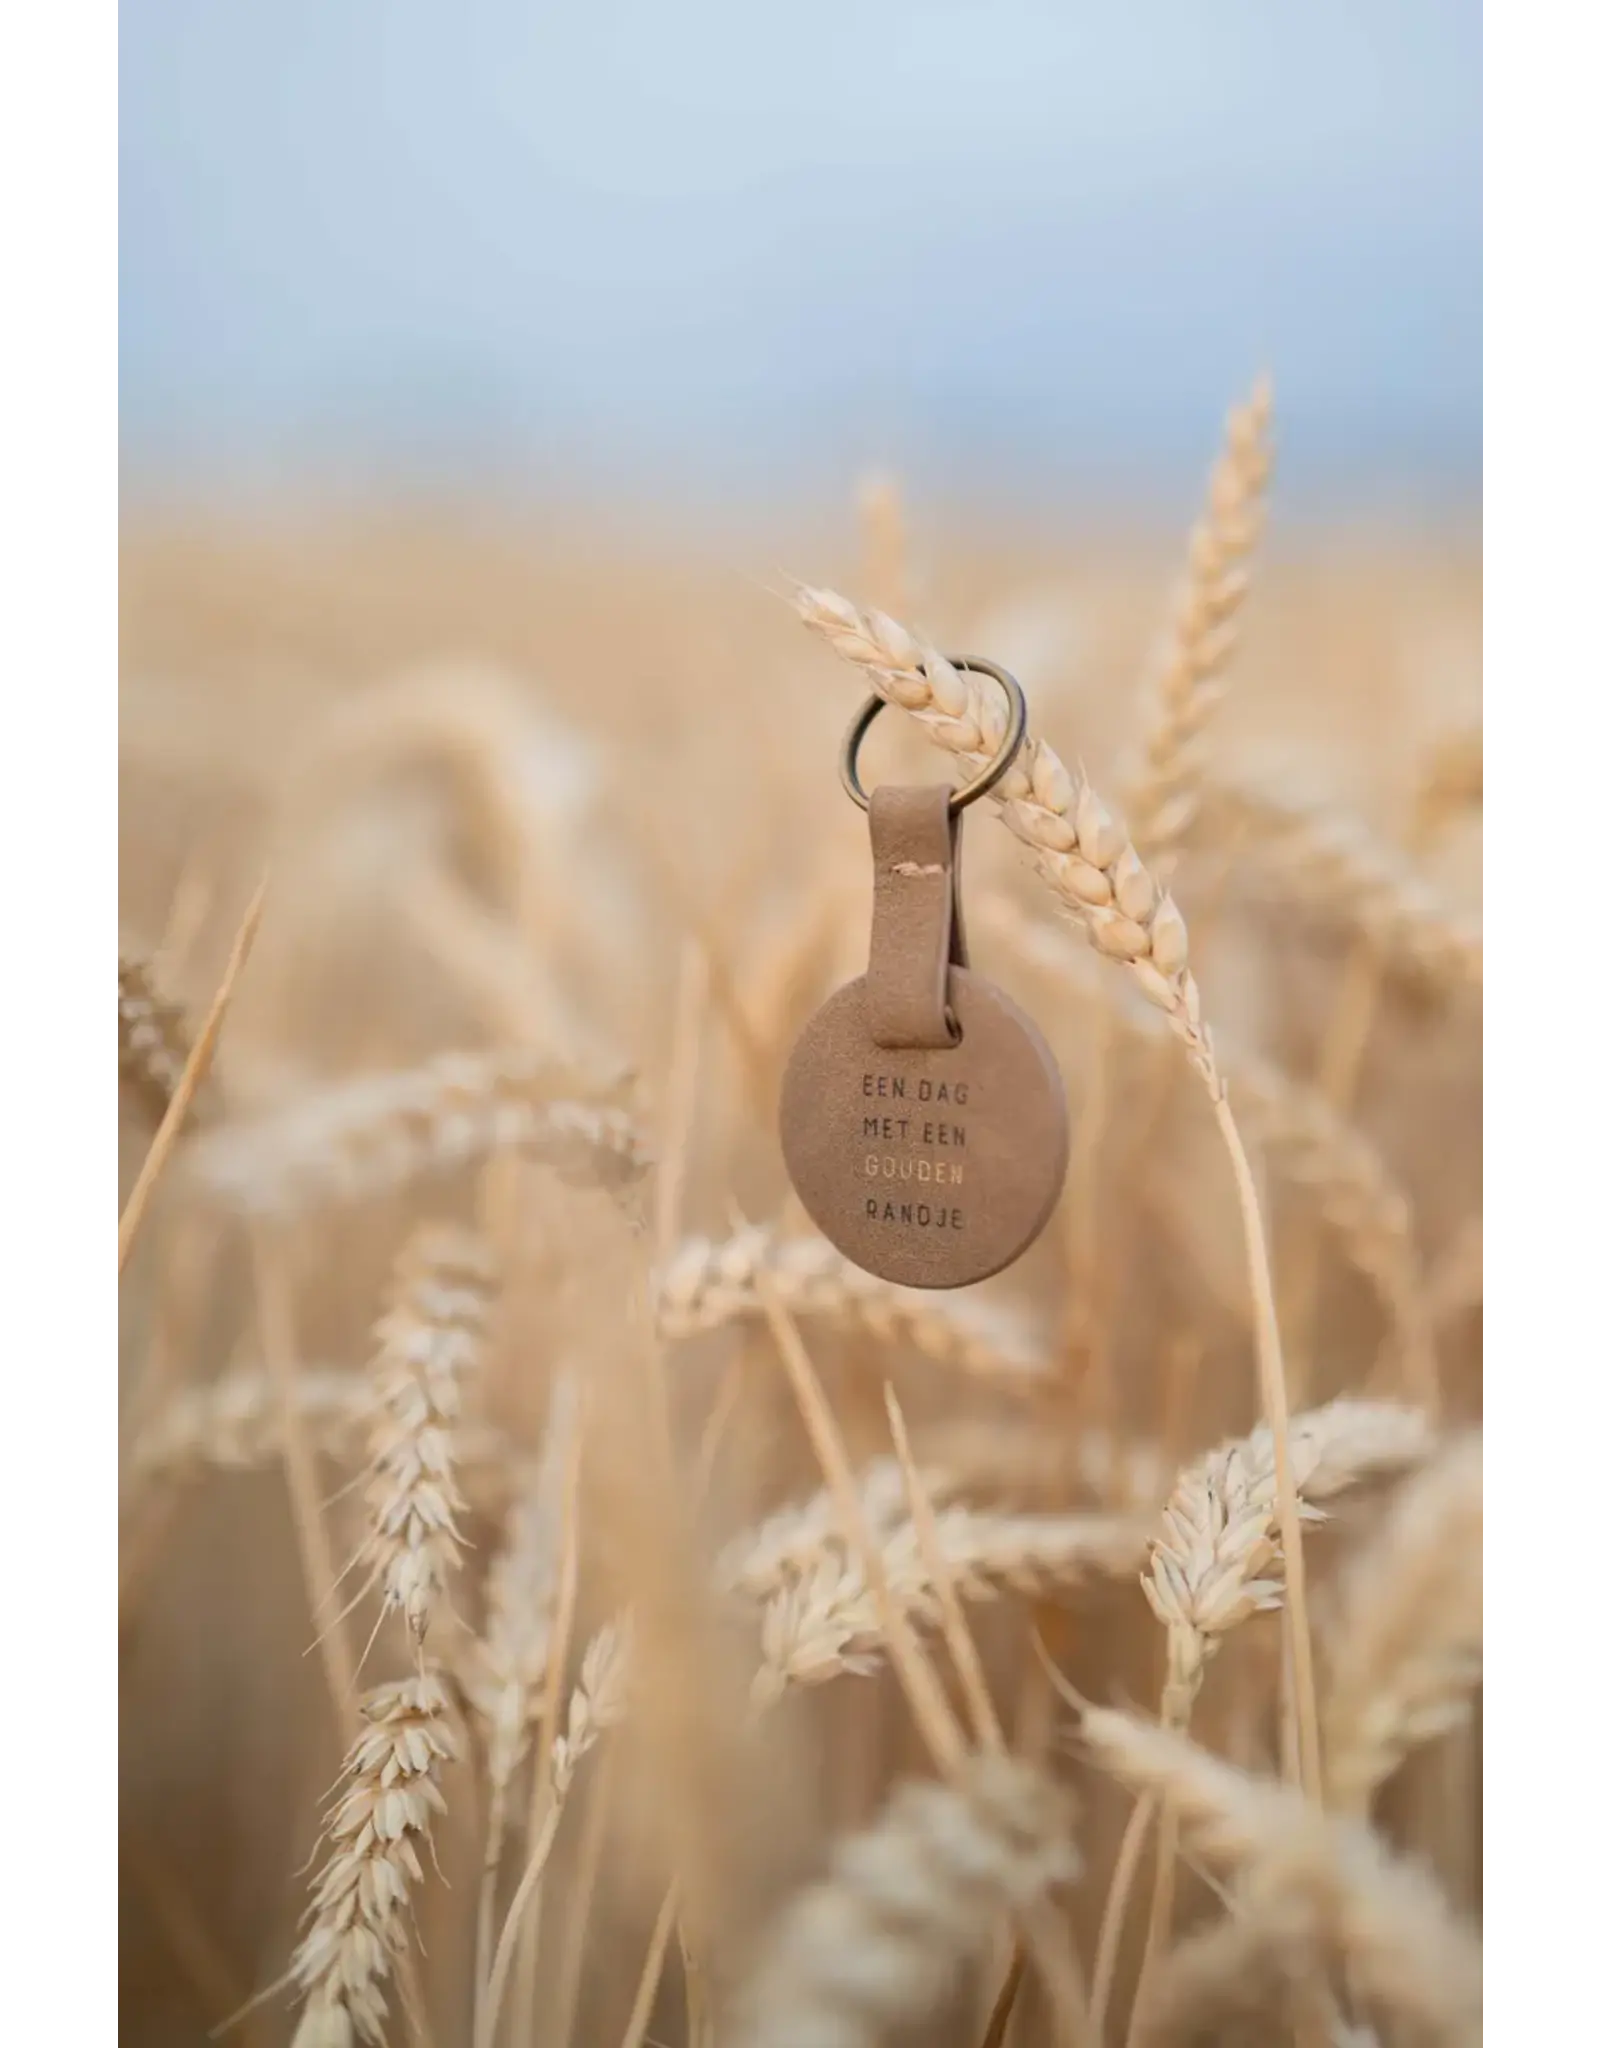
[[119, 415, 1481, 2048]]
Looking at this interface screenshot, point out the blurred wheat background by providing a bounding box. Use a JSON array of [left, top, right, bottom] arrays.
[[119, 7, 1481, 2046]]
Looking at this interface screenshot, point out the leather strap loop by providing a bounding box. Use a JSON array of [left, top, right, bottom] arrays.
[[864, 785, 966, 1048]]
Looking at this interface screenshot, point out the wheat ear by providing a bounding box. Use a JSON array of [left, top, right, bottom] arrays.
[[477, 1618, 633, 2043], [1202, 774, 1483, 992], [119, 876, 268, 1272], [1277, 714, 1483, 1377], [656, 1222, 1047, 1385], [126, 1369, 514, 1494], [1321, 1432, 1482, 1814], [286, 1670, 456, 2047], [1081, 1707, 1482, 2048], [1065, 378, 1271, 1350], [1131, 1910, 1313, 2048], [119, 952, 195, 1124], [354, 1225, 498, 1644], [713, 1456, 940, 1597], [1145, 1399, 1437, 1728], [188, 1049, 647, 1220], [910, 1411, 1171, 1513], [858, 468, 909, 619], [725, 1757, 1080, 2048], [746, 1506, 1150, 1712], [462, 1369, 582, 1798], [577, 1463, 1145, 1725], [1122, 376, 1273, 869], [1122, 1399, 1435, 2028], [459, 1369, 582, 2012]]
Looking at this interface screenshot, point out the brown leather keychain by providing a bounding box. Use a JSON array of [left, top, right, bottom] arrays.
[[780, 660, 1069, 1289]]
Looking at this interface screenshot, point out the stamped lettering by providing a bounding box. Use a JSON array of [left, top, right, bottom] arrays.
[[780, 966, 1069, 1289]]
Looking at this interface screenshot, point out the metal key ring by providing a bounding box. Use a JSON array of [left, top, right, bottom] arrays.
[[839, 656, 1028, 813]]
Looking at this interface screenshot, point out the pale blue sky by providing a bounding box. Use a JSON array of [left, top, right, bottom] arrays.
[[120, 1, 1480, 505]]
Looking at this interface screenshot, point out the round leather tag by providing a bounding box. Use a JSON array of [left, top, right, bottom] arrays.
[[779, 966, 1070, 1289]]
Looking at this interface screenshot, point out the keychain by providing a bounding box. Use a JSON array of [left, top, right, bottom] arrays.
[[780, 659, 1069, 1289]]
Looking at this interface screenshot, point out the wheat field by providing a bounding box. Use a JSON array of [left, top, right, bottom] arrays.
[[118, 393, 1482, 2048]]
